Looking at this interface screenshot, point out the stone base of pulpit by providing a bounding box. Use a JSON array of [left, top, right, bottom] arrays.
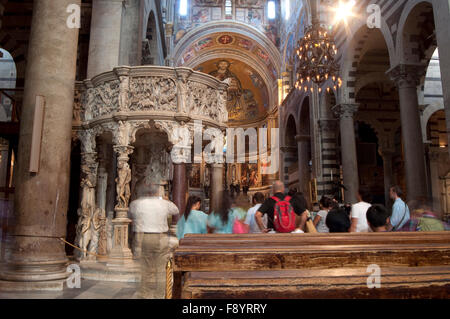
[[79, 260, 141, 282]]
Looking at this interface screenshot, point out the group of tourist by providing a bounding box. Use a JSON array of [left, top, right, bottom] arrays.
[[176, 181, 450, 239], [129, 181, 449, 298]]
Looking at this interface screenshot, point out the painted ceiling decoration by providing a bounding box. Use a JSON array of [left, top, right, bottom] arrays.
[[175, 0, 279, 48], [177, 32, 278, 82]]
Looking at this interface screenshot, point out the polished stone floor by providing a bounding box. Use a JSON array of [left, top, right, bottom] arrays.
[[0, 280, 140, 299]]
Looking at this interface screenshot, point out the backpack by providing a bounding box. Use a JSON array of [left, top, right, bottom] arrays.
[[417, 216, 445, 232], [271, 195, 296, 233]]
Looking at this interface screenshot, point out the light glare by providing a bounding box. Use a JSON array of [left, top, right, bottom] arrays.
[[332, 0, 356, 25]]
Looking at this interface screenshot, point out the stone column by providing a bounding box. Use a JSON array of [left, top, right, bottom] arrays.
[[389, 64, 428, 201], [333, 104, 359, 204], [108, 145, 134, 264], [0, 0, 80, 290], [87, 0, 123, 78], [433, 1, 450, 159], [318, 119, 339, 198], [296, 135, 311, 196], [96, 143, 108, 261], [119, 0, 140, 66], [379, 149, 394, 207], [428, 150, 443, 213], [280, 146, 298, 190], [210, 164, 224, 213], [172, 163, 187, 223], [0, 140, 8, 190]]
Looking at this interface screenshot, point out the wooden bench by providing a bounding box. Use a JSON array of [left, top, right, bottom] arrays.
[[172, 232, 450, 299]]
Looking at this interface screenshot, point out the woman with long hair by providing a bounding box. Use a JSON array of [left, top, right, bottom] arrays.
[[207, 190, 246, 234], [176, 195, 208, 240]]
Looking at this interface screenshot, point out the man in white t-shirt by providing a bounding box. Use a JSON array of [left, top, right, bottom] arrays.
[[129, 184, 179, 299], [349, 187, 372, 233], [244, 192, 267, 233]]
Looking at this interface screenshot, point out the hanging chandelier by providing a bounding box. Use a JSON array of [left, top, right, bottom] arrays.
[[294, 22, 342, 93]]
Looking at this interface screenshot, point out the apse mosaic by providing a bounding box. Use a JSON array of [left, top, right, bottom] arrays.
[[194, 58, 269, 123], [178, 33, 278, 81]]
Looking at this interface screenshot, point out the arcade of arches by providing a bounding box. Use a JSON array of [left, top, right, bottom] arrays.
[[0, 0, 449, 290]]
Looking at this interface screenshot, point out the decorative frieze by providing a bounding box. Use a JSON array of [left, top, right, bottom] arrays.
[[77, 66, 228, 126]]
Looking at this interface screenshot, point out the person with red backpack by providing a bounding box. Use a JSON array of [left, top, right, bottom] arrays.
[[255, 181, 308, 233]]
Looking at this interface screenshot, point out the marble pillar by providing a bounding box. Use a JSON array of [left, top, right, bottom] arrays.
[[108, 145, 134, 264], [389, 64, 428, 201], [433, 1, 450, 159], [172, 163, 187, 224], [333, 104, 359, 204], [0, 0, 80, 290], [280, 146, 298, 190], [96, 144, 108, 261], [296, 135, 311, 196], [380, 149, 394, 207], [87, 0, 123, 78], [105, 146, 116, 254], [119, 0, 140, 66], [318, 119, 339, 198], [210, 164, 224, 213], [0, 141, 8, 190]]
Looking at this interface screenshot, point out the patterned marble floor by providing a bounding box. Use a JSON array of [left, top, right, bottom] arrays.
[[0, 280, 140, 299]]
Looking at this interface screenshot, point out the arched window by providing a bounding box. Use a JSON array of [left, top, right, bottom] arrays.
[[284, 0, 290, 20], [0, 48, 17, 122], [225, 0, 233, 16], [268, 1, 276, 20], [179, 0, 188, 17]]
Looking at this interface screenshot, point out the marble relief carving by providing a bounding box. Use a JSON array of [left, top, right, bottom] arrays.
[[129, 77, 177, 112], [83, 81, 119, 120], [79, 67, 227, 126]]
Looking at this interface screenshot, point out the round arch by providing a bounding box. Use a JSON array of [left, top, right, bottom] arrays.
[[395, 0, 435, 65], [172, 20, 281, 72], [338, 21, 395, 104]]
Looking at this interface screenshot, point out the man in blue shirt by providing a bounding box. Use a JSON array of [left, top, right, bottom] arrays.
[[389, 185, 410, 231]]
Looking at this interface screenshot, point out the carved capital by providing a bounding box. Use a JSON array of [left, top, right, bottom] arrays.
[[113, 145, 134, 161], [113, 120, 132, 147], [154, 120, 194, 146], [171, 145, 192, 164], [332, 104, 359, 119], [387, 64, 426, 89]]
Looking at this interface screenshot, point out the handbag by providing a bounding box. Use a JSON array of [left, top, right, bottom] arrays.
[[232, 218, 250, 234], [304, 210, 318, 233]]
